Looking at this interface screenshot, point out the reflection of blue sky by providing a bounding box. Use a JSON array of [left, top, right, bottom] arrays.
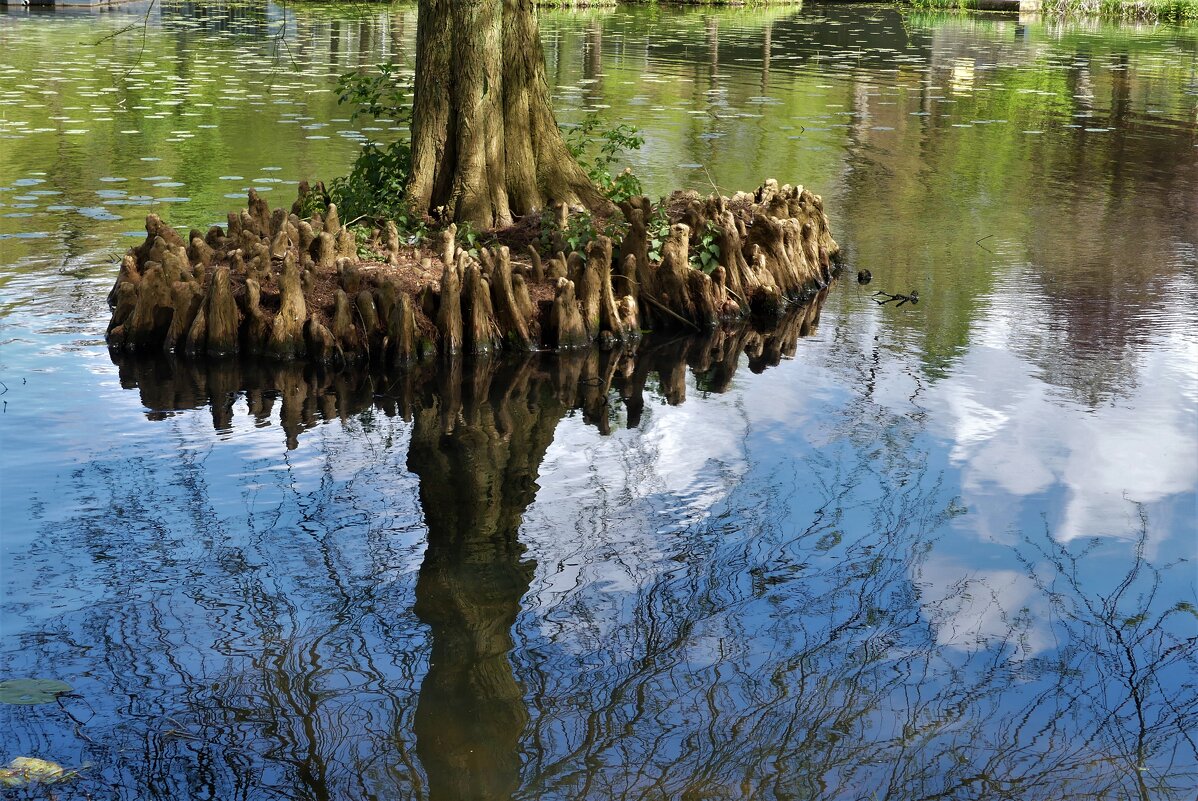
[[2, 290, 1193, 792]]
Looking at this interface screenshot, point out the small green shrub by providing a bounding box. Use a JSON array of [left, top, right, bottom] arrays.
[[455, 221, 487, 259], [322, 64, 426, 239], [328, 139, 412, 221], [538, 208, 630, 256], [336, 63, 410, 125], [645, 208, 721, 274], [563, 114, 646, 202], [647, 205, 670, 263], [349, 223, 376, 260], [691, 221, 722, 275], [318, 73, 659, 246]]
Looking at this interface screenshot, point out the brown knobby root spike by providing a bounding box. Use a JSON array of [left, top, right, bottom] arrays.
[[437, 254, 464, 357], [104, 179, 838, 366], [267, 253, 307, 360], [547, 278, 589, 349]]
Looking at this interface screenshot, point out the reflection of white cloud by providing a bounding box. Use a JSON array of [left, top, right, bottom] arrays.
[[934, 308, 1198, 554], [525, 374, 787, 650], [918, 556, 1054, 656]]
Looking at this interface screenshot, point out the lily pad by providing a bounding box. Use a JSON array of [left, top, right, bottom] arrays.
[[0, 678, 72, 705], [0, 757, 68, 787]]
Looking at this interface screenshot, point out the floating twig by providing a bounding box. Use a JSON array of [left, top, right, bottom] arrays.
[[975, 234, 995, 254], [873, 290, 919, 307]]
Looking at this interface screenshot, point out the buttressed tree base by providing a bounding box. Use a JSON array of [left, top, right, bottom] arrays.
[[104, 179, 840, 366]]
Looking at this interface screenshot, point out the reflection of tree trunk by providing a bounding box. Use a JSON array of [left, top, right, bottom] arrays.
[[389, 13, 406, 62], [408, 358, 567, 801], [582, 18, 603, 107], [762, 25, 771, 90], [707, 16, 719, 82], [358, 19, 371, 66]]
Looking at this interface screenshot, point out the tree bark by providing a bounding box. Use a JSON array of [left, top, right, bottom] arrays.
[[408, 0, 608, 229]]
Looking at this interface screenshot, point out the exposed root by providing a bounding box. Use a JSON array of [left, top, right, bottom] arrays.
[[105, 179, 840, 365]]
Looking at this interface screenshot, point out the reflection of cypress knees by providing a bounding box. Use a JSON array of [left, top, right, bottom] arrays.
[[105, 179, 837, 365], [109, 289, 830, 453]]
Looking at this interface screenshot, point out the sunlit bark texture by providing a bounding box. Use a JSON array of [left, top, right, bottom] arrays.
[[407, 0, 606, 229]]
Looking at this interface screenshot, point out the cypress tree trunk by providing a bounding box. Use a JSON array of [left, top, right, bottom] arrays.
[[407, 0, 608, 229]]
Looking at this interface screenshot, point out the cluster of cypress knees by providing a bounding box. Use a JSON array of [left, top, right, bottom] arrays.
[[105, 179, 841, 366]]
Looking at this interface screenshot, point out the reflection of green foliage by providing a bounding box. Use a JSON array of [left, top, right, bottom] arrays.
[[904, 0, 1198, 16], [829, 12, 1196, 383], [906, 0, 967, 8], [289, 0, 410, 20], [1042, 0, 1198, 21]]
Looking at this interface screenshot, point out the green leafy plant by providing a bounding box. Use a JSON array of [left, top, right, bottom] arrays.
[[563, 211, 597, 253], [336, 62, 411, 125], [294, 188, 326, 220], [607, 168, 643, 204], [349, 223, 377, 260], [455, 221, 485, 259], [647, 204, 670, 263], [328, 139, 412, 222], [563, 114, 646, 202], [691, 221, 722, 275], [321, 64, 426, 238], [539, 209, 630, 256]]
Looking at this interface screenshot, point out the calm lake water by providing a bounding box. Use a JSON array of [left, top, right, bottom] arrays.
[[1, 2, 1196, 799]]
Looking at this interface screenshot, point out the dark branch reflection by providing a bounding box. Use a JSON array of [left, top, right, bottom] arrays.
[[2, 292, 1194, 800]]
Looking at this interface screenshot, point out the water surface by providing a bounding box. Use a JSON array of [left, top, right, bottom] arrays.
[[0, 3, 1195, 799]]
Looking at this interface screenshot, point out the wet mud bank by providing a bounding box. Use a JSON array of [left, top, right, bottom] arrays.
[[104, 179, 839, 367]]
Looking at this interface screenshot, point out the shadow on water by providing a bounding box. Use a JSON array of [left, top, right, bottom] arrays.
[[2, 292, 1195, 800]]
